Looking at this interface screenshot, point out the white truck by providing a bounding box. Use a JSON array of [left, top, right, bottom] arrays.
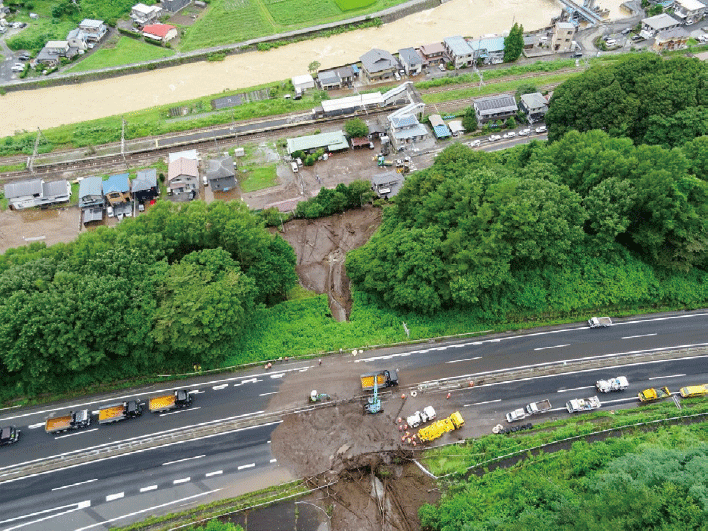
[[526, 399, 552, 415], [406, 406, 436, 428], [596, 376, 629, 393], [588, 317, 612, 328], [506, 408, 528, 423], [566, 396, 601, 413]]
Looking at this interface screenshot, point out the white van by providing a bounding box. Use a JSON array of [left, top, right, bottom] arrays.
[[290, 162, 298, 173]]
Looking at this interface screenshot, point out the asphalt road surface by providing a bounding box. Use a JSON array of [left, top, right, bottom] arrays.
[[1, 311, 707, 530]]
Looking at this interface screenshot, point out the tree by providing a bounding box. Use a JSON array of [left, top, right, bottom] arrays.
[[344, 118, 369, 138], [505, 116, 516, 128], [462, 106, 478, 132], [503, 23, 524, 62], [308, 60, 321, 75]]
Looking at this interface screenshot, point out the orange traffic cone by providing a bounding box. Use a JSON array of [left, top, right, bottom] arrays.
[[447, 392, 451, 399]]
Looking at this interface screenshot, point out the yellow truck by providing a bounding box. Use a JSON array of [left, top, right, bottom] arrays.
[[98, 400, 143, 424], [638, 386, 672, 403], [148, 390, 193, 413], [360, 370, 398, 391], [679, 384, 708, 398], [45, 410, 91, 434], [417, 411, 465, 443]]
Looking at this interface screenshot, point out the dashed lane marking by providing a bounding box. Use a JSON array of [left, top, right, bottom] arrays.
[[160, 407, 202, 417], [52, 479, 98, 491], [173, 477, 191, 485], [106, 492, 124, 502], [205, 470, 223, 477], [446, 356, 482, 364], [162, 455, 205, 466], [238, 463, 255, 470], [55, 428, 99, 439], [556, 386, 593, 393], [463, 399, 501, 407], [140, 485, 158, 493]]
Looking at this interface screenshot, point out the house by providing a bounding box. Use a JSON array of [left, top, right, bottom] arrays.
[[36, 40, 72, 66], [473, 94, 518, 123], [66, 28, 88, 50], [469, 36, 505, 65], [143, 23, 177, 42], [429, 114, 452, 139], [673, 0, 706, 24], [642, 13, 681, 34], [448, 120, 465, 136], [371, 171, 404, 198], [519, 92, 549, 123], [103, 173, 133, 216], [78, 19, 107, 42], [360, 48, 399, 82], [552, 22, 575, 52], [366, 120, 387, 139], [418, 42, 446, 65], [168, 157, 199, 196], [292, 74, 315, 96], [131, 3, 163, 26], [398, 47, 423, 75], [443, 36, 474, 68], [286, 131, 349, 155], [206, 157, 236, 192], [387, 114, 430, 151], [350, 137, 374, 149], [652, 27, 690, 51], [4, 178, 71, 210], [79, 176, 104, 223], [132, 169, 159, 204], [162, 0, 191, 12], [318, 70, 342, 90], [168, 149, 198, 163], [335, 65, 356, 86]]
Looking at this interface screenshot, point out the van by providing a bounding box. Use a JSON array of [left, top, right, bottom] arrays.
[[290, 162, 298, 173], [605, 39, 616, 47]]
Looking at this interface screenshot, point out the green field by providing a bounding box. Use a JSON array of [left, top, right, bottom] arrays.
[[180, 0, 408, 51], [67, 37, 175, 73]]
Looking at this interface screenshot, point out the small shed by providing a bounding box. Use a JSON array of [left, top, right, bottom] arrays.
[[371, 171, 404, 198], [448, 120, 465, 136], [292, 74, 315, 93], [429, 114, 452, 139], [318, 70, 341, 90]]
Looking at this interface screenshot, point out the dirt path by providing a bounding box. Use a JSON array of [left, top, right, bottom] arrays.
[[0, 0, 628, 138]]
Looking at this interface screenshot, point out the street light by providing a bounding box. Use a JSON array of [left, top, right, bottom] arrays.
[[295, 501, 331, 531]]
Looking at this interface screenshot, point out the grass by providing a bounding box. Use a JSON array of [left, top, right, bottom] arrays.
[[240, 163, 278, 192], [335, 0, 377, 10], [67, 37, 175, 73]]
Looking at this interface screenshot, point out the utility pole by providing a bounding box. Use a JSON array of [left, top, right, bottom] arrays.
[[27, 127, 46, 174], [121, 118, 127, 166]]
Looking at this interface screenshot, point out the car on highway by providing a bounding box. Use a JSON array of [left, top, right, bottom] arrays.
[[488, 134, 501, 142], [502, 131, 516, 139], [11, 63, 25, 73], [469, 139, 481, 147], [535, 125, 547, 133], [518, 129, 531, 136]]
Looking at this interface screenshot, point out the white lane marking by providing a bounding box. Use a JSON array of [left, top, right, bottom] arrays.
[[1, 500, 91, 531], [74, 489, 221, 531], [463, 399, 501, 407], [189, 390, 204, 394], [601, 397, 640, 405], [267, 440, 271, 444], [91, 410, 99, 415], [55, 428, 98, 439], [106, 492, 124, 502], [173, 477, 191, 484], [648, 374, 685, 380], [622, 333, 657, 340], [241, 378, 257, 384], [238, 463, 256, 470], [270, 373, 285, 379], [270, 459, 277, 463], [28, 423, 44, 429], [160, 406, 202, 417], [212, 384, 229, 390], [557, 386, 594, 393], [446, 356, 482, 364], [140, 485, 158, 493], [51, 479, 98, 491], [259, 391, 278, 396], [162, 455, 205, 466], [0, 421, 280, 485], [299, 368, 308, 372], [549, 407, 567, 412], [205, 470, 223, 477], [534, 344, 570, 351]]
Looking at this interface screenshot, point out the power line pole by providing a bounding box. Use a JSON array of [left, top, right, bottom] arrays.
[[27, 127, 46, 174], [121, 118, 127, 166]]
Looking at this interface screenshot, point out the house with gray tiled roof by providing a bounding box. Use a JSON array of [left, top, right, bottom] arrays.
[[318, 70, 342, 90], [4, 178, 71, 210], [473, 94, 518, 123], [398, 47, 423, 76], [443, 36, 474, 68], [360, 48, 398, 82], [206, 157, 236, 192], [519, 92, 549, 124]]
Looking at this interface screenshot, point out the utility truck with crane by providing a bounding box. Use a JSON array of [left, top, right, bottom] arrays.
[[638, 387, 671, 402], [406, 406, 436, 428], [596, 376, 629, 393], [417, 411, 464, 442], [526, 399, 552, 415], [566, 396, 601, 413]]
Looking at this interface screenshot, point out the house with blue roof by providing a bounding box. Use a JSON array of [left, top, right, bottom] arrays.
[[429, 114, 452, 139], [387, 114, 430, 151], [103, 173, 133, 217], [469, 36, 505, 65], [443, 36, 474, 68]]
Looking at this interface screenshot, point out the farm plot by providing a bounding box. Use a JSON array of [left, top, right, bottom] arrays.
[[263, 0, 342, 25], [68, 37, 175, 73], [335, 0, 377, 11]]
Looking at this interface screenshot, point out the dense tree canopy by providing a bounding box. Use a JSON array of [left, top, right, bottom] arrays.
[[503, 23, 524, 63]]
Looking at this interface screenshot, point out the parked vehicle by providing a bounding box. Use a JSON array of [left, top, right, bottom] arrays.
[[406, 406, 436, 428], [535, 125, 547, 133], [438, 63, 446, 72], [360, 370, 398, 391], [98, 400, 143, 425], [418, 411, 464, 442], [518, 129, 531, 136], [502, 132, 516, 139], [488, 134, 501, 142], [566, 396, 601, 413], [588, 316, 612, 328], [18, 54, 30, 61], [526, 399, 552, 415], [506, 408, 527, 423], [469, 140, 481, 147], [571, 52, 583, 58], [638, 387, 671, 403], [605, 39, 617, 47], [290, 162, 298, 173], [148, 390, 193, 413], [45, 410, 91, 434], [0, 426, 21, 447], [679, 384, 708, 398], [596, 376, 629, 393], [11, 63, 24, 73]]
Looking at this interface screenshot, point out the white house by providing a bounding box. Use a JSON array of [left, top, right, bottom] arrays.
[[131, 3, 163, 26], [168, 157, 199, 196], [443, 36, 474, 68], [292, 74, 315, 94], [66, 28, 88, 50], [398, 47, 423, 75], [673, 0, 706, 24], [78, 19, 107, 42]]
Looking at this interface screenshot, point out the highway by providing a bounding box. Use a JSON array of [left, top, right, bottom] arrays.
[[1, 311, 707, 530]]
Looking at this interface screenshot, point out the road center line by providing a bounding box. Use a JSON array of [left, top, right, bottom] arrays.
[[173, 477, 191, 484], [27, 423, 44, 429], [212, 384, 229, 390], [601, 397, 640, 404], [259, 391, 278, 396], [160, 406, 202, 417], [270, 458, 277, 463], [464, 399, 501, 407], [162, 455, 205, 466], [621, 333, 657, 339], [51, 479, 98, 491], [238, 463, 256, 470], [648, 374, 686, 380], [205, 470, 223, 477], [534, 344, 570, 351], [446, 356, 482, 364], [55, 428, 98, 439], [140, 485, 158, 493], [106, 492, 124, 502], [556, 386, 594, 393]]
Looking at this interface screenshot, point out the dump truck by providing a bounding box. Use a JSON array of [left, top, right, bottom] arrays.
[[566, 396, 601, 413], [406, 406, 436, 428], [148, 389, 193, 413], [0, 426, 21, 447], [45, 410, 91, 434], [679, 384, 708, 398], [506, 408, 527, 423], [418, 411, 464, 442], [360, 370, 398, 391], [588, 317, 612, 328], [638, 387, 671, 402], [98, 400, 143, 424], [596, 376, 629, 393], [526, 399, 552, 415]]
